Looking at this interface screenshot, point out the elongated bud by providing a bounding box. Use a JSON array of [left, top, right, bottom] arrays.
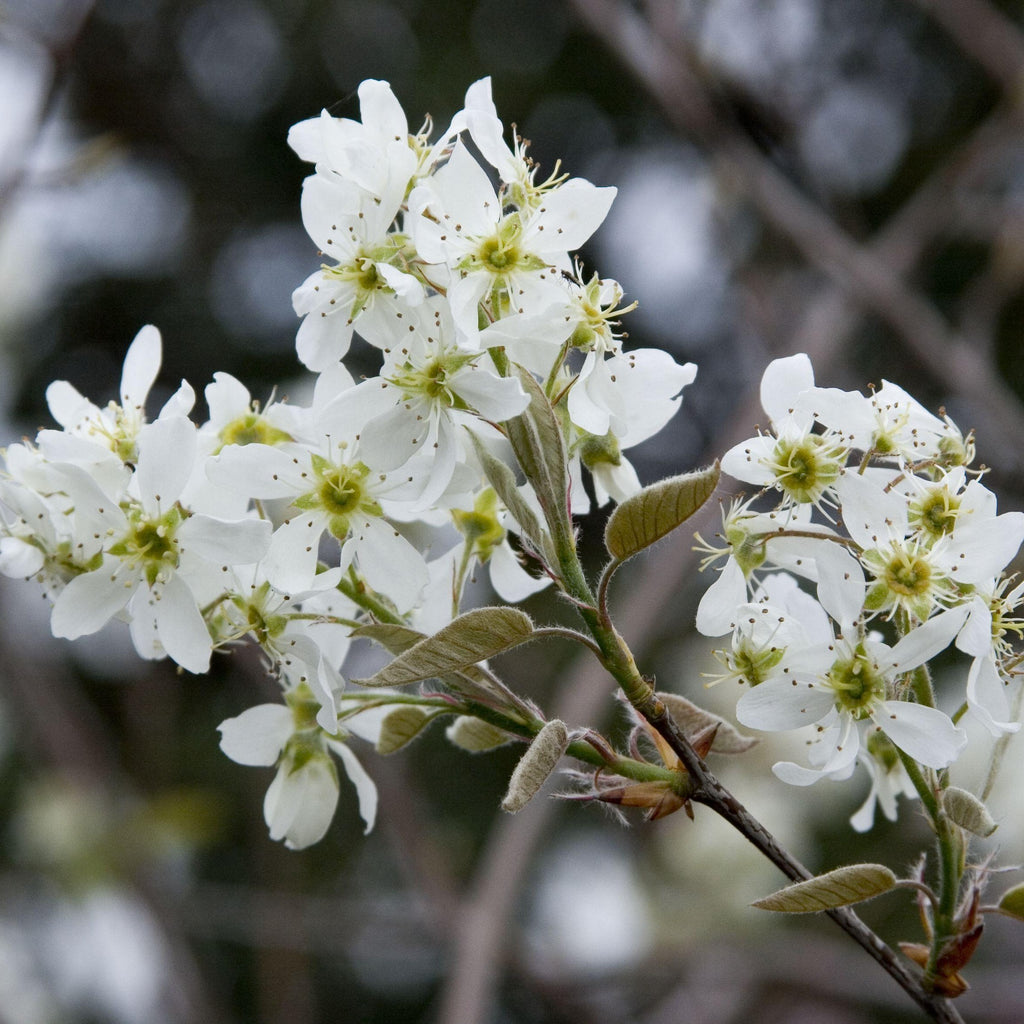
[[501, 719, 569, 813], [942, 786, 997, 837]]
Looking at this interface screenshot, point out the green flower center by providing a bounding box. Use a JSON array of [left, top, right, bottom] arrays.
[[294, 454, 381, 539], [731, 642, 785, 686], [908, 488, 959, 541], [109, 505, 184, 586], [826, 648, 886, 719], [766, 434, 845, 505], [219, 413, 293, 450]]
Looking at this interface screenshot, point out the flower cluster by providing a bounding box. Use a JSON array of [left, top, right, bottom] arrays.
[[697, 354, 1024, 829], [0, 79, 696, 847]]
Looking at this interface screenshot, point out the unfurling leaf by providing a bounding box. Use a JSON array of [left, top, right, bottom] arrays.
[[997, 882, 1024, 921], [503, 366, 572, 543], [376, 706, 437, 755], [354, 606, 535, 687], [605, 463, 720, 562], [752, 864, 897, 913], [466, 430, 552, 563], [501, 719, 569, 813], [446, 715, 513, 752], [657, 692, 758, 754], [942, 786, 997, 837], [352, 622, 426, 655]]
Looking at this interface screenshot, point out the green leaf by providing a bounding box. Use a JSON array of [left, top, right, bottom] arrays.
[[375, 706, 438, 755], [466, 429, 553, 564], [353, 606, 536, 688], [942, 786, 997, 837], [605, 463, 720, 562], [351, 622, 426, 655], [446, 715, 513, 752], [657, 692, 758, 754], [997, 882, 1024, 921], [752, 864, 897, 913], [501, 719, 570, 813], [503, 366, 571, 544]]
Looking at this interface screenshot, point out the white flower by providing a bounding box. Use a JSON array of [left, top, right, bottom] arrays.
[[737, 607, 970, 780], [721, 354, 849, 509], [210, 429, 430, 608], [292, 178, 423, 370], [49, 417, 271, 673], [44, 325, 194, 464], [218, 685, 378, 847], [327, 303, 530, 507], [408, 139, 615, 347]]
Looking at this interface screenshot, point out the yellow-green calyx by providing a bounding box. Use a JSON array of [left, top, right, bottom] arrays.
[[866, 729, 901, 772], [730, 641, 785, 687], [863, 540, 948, 620], [724, 523, 768, 578], [765, 433, 846, 506], [219, 412, 293, 451], [826, 645, 886, 719], [293, 453, 381, 539], [285, 682, 323, 734], [459, 214, 546, 280], [453, 487, 505, 562], [388, 350, 475, 408], [908, 486, 960, 542], [579, 430, 622, 470], [232, 581, 288, 647], [109, 504, 185, 586], [568, 274, 636, 352]]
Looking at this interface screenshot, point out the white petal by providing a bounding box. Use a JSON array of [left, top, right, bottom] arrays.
[[695, 558, 747, 636], [218, 704, 293, 766], [966, 656, 1020, 737], [876, 702, 966, 769], [330, 740, 379, 834], [180, 514, 272, 566], [524, 179, 616, 253], [760, 353, 813, 426], [264, 756, 339, 849], [886, 607, 968, 673], [735, 677, 835, 731], [263, 516, 326, 594], [152, 572, 212, 674], [136, 417, 197, 511], [120, 324, 162, 410], [51, 566, 135, 639]]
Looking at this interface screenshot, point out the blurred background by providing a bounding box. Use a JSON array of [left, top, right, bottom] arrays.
[[1, 0, 1024, 1021]]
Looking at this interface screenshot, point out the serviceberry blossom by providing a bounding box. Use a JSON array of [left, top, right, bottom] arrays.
[[6, 71, 1019, 867], [704, 354, 1024, 816]]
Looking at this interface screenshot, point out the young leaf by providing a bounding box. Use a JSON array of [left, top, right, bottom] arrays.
[[446, 715, 513, 752], [501, 719, 569, 813], [657, 691, 758, 754], [353, 606, 535, 688], [503, 366, 571, 543], [465, 429, 553, 563], [376, 706, 437, 755], [605, 463, 720, 562], [352, 622, 426, 655], [942, 786, 997, 837], [997, 882, 1024, 921], [752, 864, 897, 913]]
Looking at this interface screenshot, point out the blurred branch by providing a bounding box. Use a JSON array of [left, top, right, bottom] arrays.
[[0, 3, 96, 226], [906, 0, 1024, 96], [570, 0, 1024, 472]]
